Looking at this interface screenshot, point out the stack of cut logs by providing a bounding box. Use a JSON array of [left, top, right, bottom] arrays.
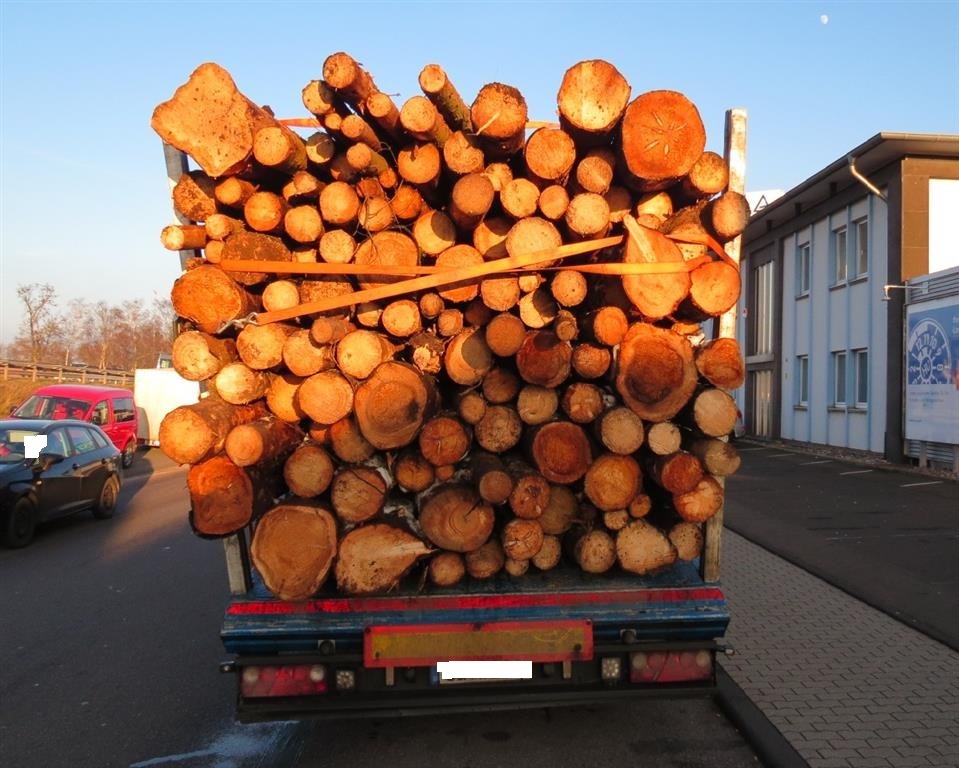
[[152, 54, 747, 600]]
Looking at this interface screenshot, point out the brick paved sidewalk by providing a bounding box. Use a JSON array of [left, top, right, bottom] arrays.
[[720, 530, 959, 768]]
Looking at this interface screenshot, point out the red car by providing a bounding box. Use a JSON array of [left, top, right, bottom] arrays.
[[11, 384, 139, 468]]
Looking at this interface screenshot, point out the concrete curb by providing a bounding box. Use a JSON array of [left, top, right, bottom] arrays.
[[715, 665, 809, 768]]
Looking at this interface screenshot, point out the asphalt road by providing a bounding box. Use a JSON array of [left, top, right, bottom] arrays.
[[0, 450, 764, 768], [725, 442, 959, 651]]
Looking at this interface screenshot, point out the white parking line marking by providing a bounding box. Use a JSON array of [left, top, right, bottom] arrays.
[[736, 447, 766, 452], [900, 481, 944, 488], [767, 452, 795, 458], [801, 460, 832, 465], [839, 469, 873, 475]]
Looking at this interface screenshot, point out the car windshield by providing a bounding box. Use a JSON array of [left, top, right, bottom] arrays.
[[0, 428, 40, 463], [13, 395, 90, 421]]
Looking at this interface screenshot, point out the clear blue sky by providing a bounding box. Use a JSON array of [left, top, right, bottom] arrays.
[[1, 1, 957, 348]]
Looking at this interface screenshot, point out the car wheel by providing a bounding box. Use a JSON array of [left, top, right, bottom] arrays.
[[121, 440, 136, 469], [93, 475, 120, 520], [3, 497, 37, 548]]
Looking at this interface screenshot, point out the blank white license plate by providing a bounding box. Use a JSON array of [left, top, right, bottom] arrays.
[[436, 660, 533, 684]]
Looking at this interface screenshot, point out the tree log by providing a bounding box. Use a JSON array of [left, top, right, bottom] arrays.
[[688, 388, 739, 438], [470, 82, 528, 156], [516, 385, 559, 426], [669, 521, 704, 561], [680, 151, 729, 202], [474, 405, 523, 454], [160, 396, 267, 465], [418, 414, 470, 467], [397, 142, 442, 186], [709, 190, 751, 241], [443, 131, 486, 175], [502, 518, 544, 561], [524, 127, 576, 184], [412, 209, 457, 256], [391, 449, 436, 493], [584, 453, 642, 511], [688, 438, 741, 477], [573, 529, 616, 574], [646, 421, 682, 456], [221, 230, 294, 286], [650, 451, 704, 495], [575, 148, 616, 194], [171, 265, 256, 335], [236, 322, 294, 371], [328, 415, 376, 464], [596, 406, 645, 455], [621, 216, 690, 320], [539, 484, 577, 535], [482, 367, 521, 404], [353, 361, 437, 450], [262, 280, 302, 313], [531, 534, 562, 570], [618, 90, 705, 190], [330, 465, 389, 524], [616, 519, 678, 574], [283, 442, 335, 498], [506, 460, 550, 519], [561, 382, 605, 424], [214, 362, 271, 405], [429, 551, 466, 587], [695, 337, 746, 391], [152, 62, 284, 178], [484, 312, 527, 357], [465, 539, 506, 579], [581, 306, 628, 347], [282, 329, 336, 378], [516, 330, 572, 388], [253, 125, 307, 175], [557, 59, 631, 139], [251, 503, 338, 601], [297, 370, 355, 425], [615, 323, 698, 421], [565, 192, 610, 240], [469, 450, 514, 505], [172, 330, 237, 381], [225, 417, 302, 467], [529, 421, 592, 484], [571, 343, 611, 380], [419, 63, 472, 132], [673, 476, 724, 523], [419, 484, 495, 553], [444, 328, 493, 386], [172, 170, 218, 221], [335, 523, 433, 596], [188, 455, 261, 537]]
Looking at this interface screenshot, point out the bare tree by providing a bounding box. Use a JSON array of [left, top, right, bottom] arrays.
[[11, 283, 62, 363]]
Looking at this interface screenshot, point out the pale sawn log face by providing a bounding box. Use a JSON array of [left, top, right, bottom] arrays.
[[154, 55, 743, 599]]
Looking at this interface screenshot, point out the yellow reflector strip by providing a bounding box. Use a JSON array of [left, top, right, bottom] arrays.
[[364, 620, 593, 668]]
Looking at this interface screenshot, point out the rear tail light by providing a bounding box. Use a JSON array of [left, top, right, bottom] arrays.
[[629, 650, 712, 683], [240, 664, 328, 698]]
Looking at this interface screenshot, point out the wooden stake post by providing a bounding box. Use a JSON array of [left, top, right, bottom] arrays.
[[702, 108, 748, 584]]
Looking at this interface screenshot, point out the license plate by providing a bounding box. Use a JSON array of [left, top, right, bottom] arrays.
[[436, 660, 533, 684], [364, 620, 592, 668]]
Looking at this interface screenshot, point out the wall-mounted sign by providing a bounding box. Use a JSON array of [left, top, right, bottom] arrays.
[[905, 297, 959, 444]]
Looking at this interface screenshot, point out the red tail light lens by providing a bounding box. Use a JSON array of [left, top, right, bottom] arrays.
[[241, 664, 328, 698], [629, 650, 712, 683]]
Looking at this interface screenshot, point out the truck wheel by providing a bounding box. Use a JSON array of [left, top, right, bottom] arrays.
[[3, 497, 37, 548], [93, 475, 120, 520], [121, 440, 136, 469]]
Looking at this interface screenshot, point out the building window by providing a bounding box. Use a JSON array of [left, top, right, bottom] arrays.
[[832, 351, 847, 406], [853, 349, 868, 407], [832, 226, 848, 284], [797, 355, 809, 406], [854, 218, 868, 277], [797, 242, 810, 296]]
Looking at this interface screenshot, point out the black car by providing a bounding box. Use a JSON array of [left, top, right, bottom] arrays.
[[0, 419, 122, 548]]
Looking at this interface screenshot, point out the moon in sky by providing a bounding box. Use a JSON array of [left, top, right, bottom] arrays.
[[820, 14, 829, 24]]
